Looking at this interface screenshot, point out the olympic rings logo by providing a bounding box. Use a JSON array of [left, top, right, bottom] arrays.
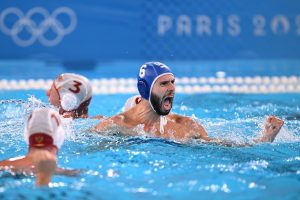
[[0, 7, 77, 47]]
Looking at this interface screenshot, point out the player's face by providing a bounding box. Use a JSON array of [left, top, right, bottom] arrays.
[[46, 82, 60, 107], [150, 74, 175, 115]]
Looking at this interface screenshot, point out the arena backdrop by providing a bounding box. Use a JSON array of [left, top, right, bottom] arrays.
[[0, 0, 299, 67]]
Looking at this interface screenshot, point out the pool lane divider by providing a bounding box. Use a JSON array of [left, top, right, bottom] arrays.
[[0, 76, 300, 94]]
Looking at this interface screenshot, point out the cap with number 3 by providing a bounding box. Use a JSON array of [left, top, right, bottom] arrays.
[[54, 73, 92, 111]]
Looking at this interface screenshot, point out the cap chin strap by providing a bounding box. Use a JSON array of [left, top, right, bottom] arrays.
[[146, 98, 167, 134], [148, 92, 167, 134], [160, 116, 167, 134]]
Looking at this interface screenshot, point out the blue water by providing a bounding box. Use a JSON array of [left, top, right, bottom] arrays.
[[0, 90, 299, 200]]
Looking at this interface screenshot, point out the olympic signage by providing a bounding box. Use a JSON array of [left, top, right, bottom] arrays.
[[157, 15, 300, 37], [0, 1, 299, 62], [0, 7, 77, 47]]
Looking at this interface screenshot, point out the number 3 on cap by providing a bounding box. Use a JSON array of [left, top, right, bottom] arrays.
[[139, 65, 146, 78], [68, 80, 82, 94]]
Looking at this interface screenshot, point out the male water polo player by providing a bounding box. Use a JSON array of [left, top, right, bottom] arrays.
[[0, 108, 79, 186], [93, 62, 284, 145], [46, 73, 92, 118]]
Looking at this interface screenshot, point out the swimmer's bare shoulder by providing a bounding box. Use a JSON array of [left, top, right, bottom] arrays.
[[168, 113, 210, 140], [93, 112, 131, 132]]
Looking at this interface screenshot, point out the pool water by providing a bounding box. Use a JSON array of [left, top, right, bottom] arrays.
[[0, 90, 299, 200]]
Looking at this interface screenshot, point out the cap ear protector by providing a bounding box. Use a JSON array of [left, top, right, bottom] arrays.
[[60, 92, 80, 111], [137, 80, 149, 100]]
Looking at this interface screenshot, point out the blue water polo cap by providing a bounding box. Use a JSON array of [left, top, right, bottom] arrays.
[[137, 62, 173, 100]]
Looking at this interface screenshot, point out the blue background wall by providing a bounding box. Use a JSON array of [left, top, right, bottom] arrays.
[[0, 0, 299, 65]]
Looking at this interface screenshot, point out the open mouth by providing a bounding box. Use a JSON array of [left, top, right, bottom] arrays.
[[162, 96, 174, 110]]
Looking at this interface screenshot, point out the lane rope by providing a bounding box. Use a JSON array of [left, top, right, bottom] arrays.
[[0, 76, 300, 94]]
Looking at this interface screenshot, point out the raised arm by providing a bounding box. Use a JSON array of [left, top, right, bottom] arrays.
[[253, 116, 284, 143], [189, 116, 284, 147]]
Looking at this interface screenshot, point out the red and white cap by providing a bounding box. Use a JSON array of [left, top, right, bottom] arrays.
[[123, 95, 142, 111], [54, 73, 92, 111], [24, 108, 65, 149]]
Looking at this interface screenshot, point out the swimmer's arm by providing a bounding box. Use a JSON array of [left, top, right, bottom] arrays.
[[92, 115, 125, 133], [0, 161, 17, 172], [32, 151, 80, 185], [253, 116, 284, 143], [92, 117, 114, 132], [92, 115, 104, 119], [188, 118, 211, 141], [190, 119, 250, 147], [0, 158, 26, 170], [0, 160, 11, 167], [36, 168, 80, 186], [201, 137, 249, 147], [206, 116, 284, 146], [55, 167, 82, 176]]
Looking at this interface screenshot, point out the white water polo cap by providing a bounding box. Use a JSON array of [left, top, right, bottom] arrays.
[[24, 108, 65, 149], [123, 95, 142, 111], [54, 73, 92, 111]]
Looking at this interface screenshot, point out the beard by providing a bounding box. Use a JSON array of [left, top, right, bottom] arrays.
[[150, 93, 172, 116]]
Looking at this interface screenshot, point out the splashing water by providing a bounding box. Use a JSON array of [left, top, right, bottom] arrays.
[[0, 91, 299, 200]]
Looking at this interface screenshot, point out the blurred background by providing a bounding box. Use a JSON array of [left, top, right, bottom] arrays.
[[0, 0, 299, 89]]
